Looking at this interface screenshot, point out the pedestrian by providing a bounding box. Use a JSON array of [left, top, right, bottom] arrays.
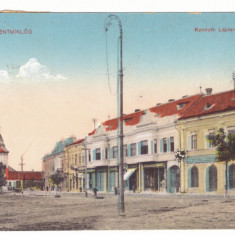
[[46, 186, 48, 192], [132, 184, 136, 193]]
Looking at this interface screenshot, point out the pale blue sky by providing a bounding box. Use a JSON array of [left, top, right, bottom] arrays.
[[0, 13, 235, 170], [0, 13, 235, 85]]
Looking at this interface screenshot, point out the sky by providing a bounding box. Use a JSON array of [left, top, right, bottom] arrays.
[[0, 13, 235, 171]]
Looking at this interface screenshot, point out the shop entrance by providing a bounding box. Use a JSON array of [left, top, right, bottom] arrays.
[[144, 167, 165, 192]]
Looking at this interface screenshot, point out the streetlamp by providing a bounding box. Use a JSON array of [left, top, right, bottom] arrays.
[[174, 149, 186, 193], [104, 14, 125, 216], [82, 137, 89, 198]]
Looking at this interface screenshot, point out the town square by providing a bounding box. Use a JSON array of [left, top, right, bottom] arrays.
[[0, 10, 234, 231]]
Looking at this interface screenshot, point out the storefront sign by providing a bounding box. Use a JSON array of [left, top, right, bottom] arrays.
[[143, 163, 165, 168], [185, 155, 216, 164]]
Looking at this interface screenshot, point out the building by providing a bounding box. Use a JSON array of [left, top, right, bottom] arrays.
[[5, 168, 43, 190], [85, 94, 202, 193], [42, 137, 76, 191], [64, 139, 85, 192], [0, 134, 9, 167], [178, 89, 235, 194]]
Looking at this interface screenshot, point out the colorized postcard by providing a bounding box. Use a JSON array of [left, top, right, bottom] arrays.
[[0, 11, 234, 231]]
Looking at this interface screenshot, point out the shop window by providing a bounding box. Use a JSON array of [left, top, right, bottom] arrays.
[[141, 140, 148, 155], [170, 137, 174, 152], [163, 138, 167, 153], [191, 166, 199, 187], [131, 143, 136, 156], [96, 148, 101, 160]]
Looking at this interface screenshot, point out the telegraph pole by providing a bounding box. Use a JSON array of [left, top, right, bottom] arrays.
[[83, 137, 88, 198], [105, 15, 125, 216]]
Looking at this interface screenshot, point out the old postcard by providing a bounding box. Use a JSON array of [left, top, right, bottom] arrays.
[[0, 11, 234, 230]]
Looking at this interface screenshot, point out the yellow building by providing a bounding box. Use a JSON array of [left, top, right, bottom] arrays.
[[178, 89, 235, 194], [64, 139, 85, 192]]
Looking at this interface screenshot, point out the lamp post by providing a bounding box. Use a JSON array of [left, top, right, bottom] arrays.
[[104, 14, 125, 216], [174, 149, 186, 193], [83, 137, 89, 198]]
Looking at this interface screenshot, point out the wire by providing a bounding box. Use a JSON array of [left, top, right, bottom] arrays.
[[105, 30, 117, 95]]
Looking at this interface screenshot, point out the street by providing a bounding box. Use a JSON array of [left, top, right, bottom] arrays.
[[0, 191, 235, 230]]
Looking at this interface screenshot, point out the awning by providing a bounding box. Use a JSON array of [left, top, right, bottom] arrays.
[[124, 168, 136, 181]]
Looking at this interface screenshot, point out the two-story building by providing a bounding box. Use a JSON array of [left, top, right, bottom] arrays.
[[85, 94, 202, 194], [64, 139, 85, 192], [42, 137, 76, 191], [178, 89, 235, 194]]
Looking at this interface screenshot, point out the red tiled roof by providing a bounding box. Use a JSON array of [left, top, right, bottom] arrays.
[[149, 94, 202, 118], [65, 138, 84, 147], [6, 168, 42, 180], [103, 110, 145, 132], [87, 94, 202, 135], [0, 148, 7, 153], [180, 90, 235, 120], [88, 129, 96, 136]]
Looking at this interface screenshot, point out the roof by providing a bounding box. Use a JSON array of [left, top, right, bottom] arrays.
[[65, 138, 84, 147], [180, 90, 235, 120], [6, 168, 43, 181], [149, 94, 202, 117], [89, 94, 202, 134], [0, 134, 9, 153], [42, 137, 76, 160]]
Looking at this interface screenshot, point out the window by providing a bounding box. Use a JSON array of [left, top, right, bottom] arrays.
[[154, 139, 157, 153], [141, 140, 148, 155], [79, 154, 81, 163], [88, 151, 91, 162], [176, 102, 187, 110], [75, 154, 77, 164], [191, 166, 199, 187], [191, 135, 197, 150], [82, 155, 84, 163], [207, 131, 215, 148], [113, 146, 118, 158], [163, 138, 167, 153], [170, 137, 174, 152], [124, 145, 128, 157], [105, 148, 108, 159], [131, 143, 136, 156], [96, 148, 101, 160]]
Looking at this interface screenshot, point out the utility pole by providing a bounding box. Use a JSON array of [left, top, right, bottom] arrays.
[[19, 155, 25, 172], [83, 137, 88, 198], [105, 14, 125, 216]]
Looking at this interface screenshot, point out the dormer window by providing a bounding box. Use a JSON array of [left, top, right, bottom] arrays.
[[176, 102, 187, 110], [204, 103, 214, 111]]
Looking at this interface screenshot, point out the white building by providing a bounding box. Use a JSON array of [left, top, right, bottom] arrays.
[[85, 94, 202, 193]]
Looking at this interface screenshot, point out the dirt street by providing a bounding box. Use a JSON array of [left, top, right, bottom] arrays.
[[0, 191, 235, 230]]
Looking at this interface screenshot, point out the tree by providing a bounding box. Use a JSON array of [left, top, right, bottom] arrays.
[[207, 128, 235, 198], [49, 169, 64, 197], [0, 163, 6, 192]]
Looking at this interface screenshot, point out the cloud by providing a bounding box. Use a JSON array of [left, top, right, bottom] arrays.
[[0, 58, 67, 83], [16, 58, 67, 82], [0, 70, 10, 83]]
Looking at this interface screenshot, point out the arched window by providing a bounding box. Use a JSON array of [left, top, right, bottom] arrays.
[[191, 166, 199, 187], [209, 165, 217, 191]]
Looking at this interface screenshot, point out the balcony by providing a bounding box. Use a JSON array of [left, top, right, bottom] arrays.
[[89, 159, 110, 168]]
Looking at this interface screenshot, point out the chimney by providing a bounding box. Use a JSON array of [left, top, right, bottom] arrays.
[[182, 95, 188, 98], [205, 88, 212, 95], [156, 103, 162, 106], [168, 99, 175, 102], [135, 109, 141, 112]]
